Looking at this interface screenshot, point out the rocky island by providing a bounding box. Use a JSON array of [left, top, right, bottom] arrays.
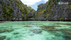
[[0, 0, 71, 21]]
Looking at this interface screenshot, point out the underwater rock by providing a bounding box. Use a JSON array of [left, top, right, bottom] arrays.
[[0, 29, 14, 33], [13, 32, 19, 35], [4, 38, 10, 40], [30, 29, 42, 34], [63, 35, 71, 39], [62, 31, 71, 40], [25, 25, 32, 27], [0, 36, 6, 40], [55, 33, 61, 37]]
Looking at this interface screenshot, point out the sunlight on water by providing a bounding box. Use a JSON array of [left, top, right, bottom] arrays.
[[0, 21, 71, 40]]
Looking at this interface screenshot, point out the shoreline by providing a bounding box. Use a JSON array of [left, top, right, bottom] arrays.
[[0, 21, 71, 23]]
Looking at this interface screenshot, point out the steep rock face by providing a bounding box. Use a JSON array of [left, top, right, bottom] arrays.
[[27, 6, 36, 20], [35, 14, 46, 21], [48, 0, 71, 21], [28, 12, 34, 18], [35, 3, 47, 21], [0, 0, 4, 20], [0, 0, 23, 21], [36, 0, 71, 21], [37, 3, 46, 12], [0, 0, 35, 21], [28, 12, 34, 21], [0, 0, 71, 21], [35, 0, 56, 21], [0, 3, 3, 20]]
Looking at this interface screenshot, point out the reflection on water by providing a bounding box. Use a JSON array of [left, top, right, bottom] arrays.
[[0, 21, 71, 40]]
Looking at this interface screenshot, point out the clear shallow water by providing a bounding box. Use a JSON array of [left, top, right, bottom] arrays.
[[0, 21, 71, 40]]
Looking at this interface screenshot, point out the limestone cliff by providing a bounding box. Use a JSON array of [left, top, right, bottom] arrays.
[[0, 0, 71, 21], [36, 0, 71, 21], [0, 0, 35, 21], [48, 0, 71, 21]]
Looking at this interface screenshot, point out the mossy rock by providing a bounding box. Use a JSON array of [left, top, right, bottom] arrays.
[[62, 31, 71, 40], [63, 35, 71, 40], [13, 32, 19, 35], [24, 25, 32, 27], [4, 38, 10, 40], [40, 25, 71, 31], [0, 29, 14, 33], [0, 36, 6, 40]]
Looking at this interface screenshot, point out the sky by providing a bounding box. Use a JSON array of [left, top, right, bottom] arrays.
[[21, 0, 49, 11]]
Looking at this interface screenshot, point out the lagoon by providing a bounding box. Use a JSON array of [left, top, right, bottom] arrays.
[[0, 21, 71, 40]]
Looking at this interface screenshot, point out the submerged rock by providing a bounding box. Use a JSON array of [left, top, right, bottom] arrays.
[[30, 29, 42, 34], [13, 32, 19, 35], [63, 35, 71, 40], [0, 36, 6, 40], [4, 38, 10, 40], [0, 29, 14, 33], [25, 25, 32, 27], [62, 31, 71, 40]]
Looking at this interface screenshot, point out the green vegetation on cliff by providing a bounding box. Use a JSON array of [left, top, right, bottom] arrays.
[[28, 6, 35, 13], [15, 0, 29, 19], [1, 0, 33, 20], [1, 0, 13, 19], [36, 0, 59, 18], [68, 5, 71, 8], [15, 0, 29, 14]]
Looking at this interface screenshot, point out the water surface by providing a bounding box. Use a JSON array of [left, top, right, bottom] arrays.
[[0, 21, 71, 40]]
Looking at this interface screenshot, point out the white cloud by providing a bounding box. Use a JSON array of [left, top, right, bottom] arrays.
[[21, 0, 42, 5], [44, 0, 49, 2]]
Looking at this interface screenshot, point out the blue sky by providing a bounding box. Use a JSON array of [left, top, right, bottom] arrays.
[[21, 0, 48, 11]]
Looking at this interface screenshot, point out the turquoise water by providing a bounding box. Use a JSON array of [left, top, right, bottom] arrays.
[[0, 21, 71, 40]]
